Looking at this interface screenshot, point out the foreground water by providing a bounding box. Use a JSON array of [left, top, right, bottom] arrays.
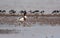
[[0, 24, 60, 38]]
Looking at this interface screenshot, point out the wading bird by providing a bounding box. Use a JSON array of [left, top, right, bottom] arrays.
[[17, 10, 27, 23]]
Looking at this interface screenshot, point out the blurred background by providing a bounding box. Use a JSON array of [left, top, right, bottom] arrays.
[[0, 0, 60, 14]]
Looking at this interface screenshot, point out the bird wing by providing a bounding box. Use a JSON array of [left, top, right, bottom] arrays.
[[19, 18, 24, 21]]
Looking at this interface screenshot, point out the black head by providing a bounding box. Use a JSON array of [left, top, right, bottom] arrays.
[[24, 10, 27, 16]]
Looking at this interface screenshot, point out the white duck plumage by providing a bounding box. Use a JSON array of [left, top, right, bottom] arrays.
[[24, 16, 27, 18], [17, 16, 27, 22], [17, 10, 27, 22]]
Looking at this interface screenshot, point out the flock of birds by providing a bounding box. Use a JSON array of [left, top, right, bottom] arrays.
[[0, 9, 60, 15], [0, 9, 60, 23], [17, 10, 60, 23]]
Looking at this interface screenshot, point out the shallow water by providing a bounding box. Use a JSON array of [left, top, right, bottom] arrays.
[[0, 24, 60, 38]]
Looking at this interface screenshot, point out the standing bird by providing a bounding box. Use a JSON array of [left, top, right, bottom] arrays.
[[17, 10, 27, 22]]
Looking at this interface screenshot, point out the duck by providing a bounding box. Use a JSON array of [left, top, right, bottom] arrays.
[[17, 10, 27, 22], [18, 15, 27, 22]]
